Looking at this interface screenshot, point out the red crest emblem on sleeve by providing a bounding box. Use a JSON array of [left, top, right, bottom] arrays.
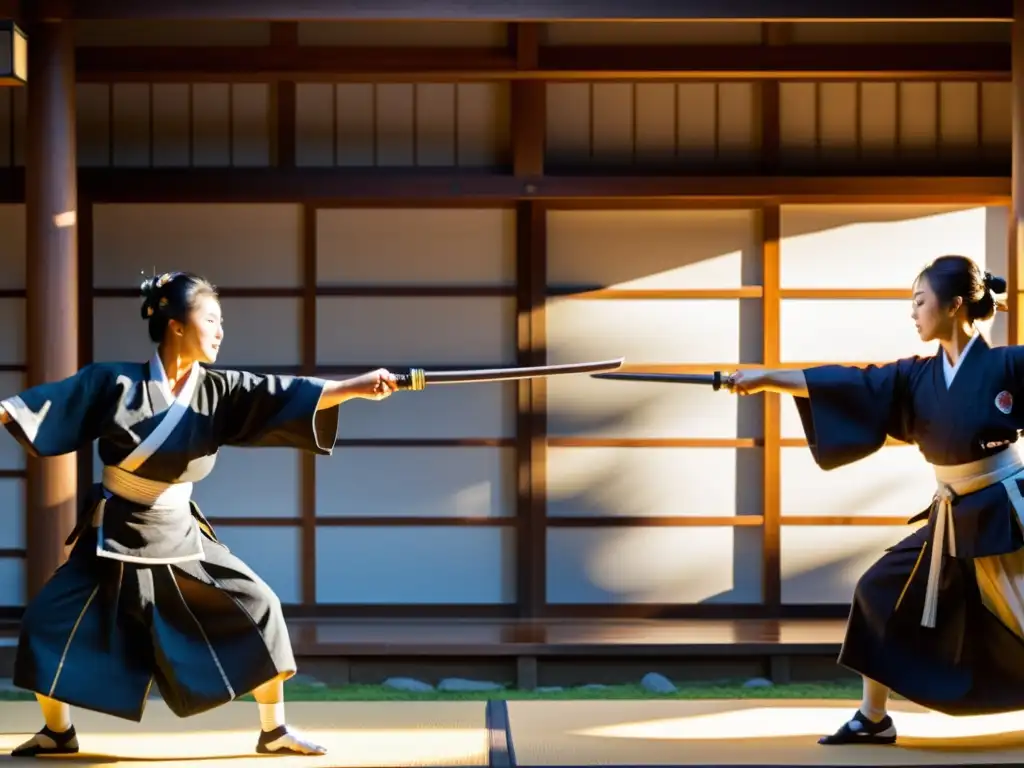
[[996, 390, 1014, 414]]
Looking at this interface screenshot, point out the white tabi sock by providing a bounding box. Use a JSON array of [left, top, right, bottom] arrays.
[[859, 676, 890, 723], [258, 701, 286, 732]]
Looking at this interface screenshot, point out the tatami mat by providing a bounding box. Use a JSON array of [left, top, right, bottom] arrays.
[[0, 700, 489, 766], [4, 698, 1024, 767]]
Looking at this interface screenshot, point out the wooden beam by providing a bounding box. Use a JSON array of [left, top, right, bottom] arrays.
[[73, 43, 1010, 82], [0, 170, 1009, 205], [1012, 0, 1023, 346], [48, 0, 1015, 22]]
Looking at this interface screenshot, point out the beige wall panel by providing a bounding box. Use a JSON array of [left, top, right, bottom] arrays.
[[296, 83, 335, 167], [316, 297, 516, 366], [317, 447, 515, 519], [0, 204, 25, 290], [546, 298, 762, 365], [192, 84, 231, 167], [781, 525, 920, 603], [0, 558, 24, 606], [0, 300, 25, 365], [717, 82, 756, 159], [939, 82, 979, 153], [317, 208, 515, 286], [899, 82, 938, 158], [781, 445, 934, 517], [781, 299, 932, 363], [547, 209, 760, 289], [0, 373, 25, 470], [780, 205, 997, 288], [779, 83, 816, 162], [547, 446, 762, 518], [335, 84, 375, 167], [548, 373, 763, 440], [676, 83, 717, 164], [219, 526, 301, 605], [375, 84, 415, 167], [297, 22, 507, 47], [416, 83, 457, 167], [0, 479, 22, 549], [74, 21, 271, 46], [981, 82, 1012, 153], [634, 83, 677, 164], [818, 82, 857, 161], [190, 448, 301, 519], [860, 82, 898, 161], [76, 83, 111, 167], [545, 83, 592, 166], [546, 527, 762, 604], [456, 83, 509, 167], [112, 83, 150, 167], [591, 83, 634, 166], [93, 297, 301, 367], [787, 22, 1009, 44], [316, 526, 516, 604], [11, 86, 23, 167], [337, 383, 515, 440], [0, 89, 10, 167], [93, 203, 302, 288], [543, 22, 762, 45], [152, 84, 191, 167], [232, 83, 271, 167]]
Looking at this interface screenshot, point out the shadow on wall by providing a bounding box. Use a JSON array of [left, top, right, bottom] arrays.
[[542, 204, 1007, 609]]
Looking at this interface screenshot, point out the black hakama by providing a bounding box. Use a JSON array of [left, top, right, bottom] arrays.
[[4, 354, 340, 721], [795, 334, 1024, 716]]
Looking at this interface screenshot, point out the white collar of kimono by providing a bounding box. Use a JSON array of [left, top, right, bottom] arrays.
[[149, 352, 200, 406], [941, 330, 980, 388]]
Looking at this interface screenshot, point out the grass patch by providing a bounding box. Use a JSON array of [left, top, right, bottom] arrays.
[[0, 681, 866, 704], [255, 682, 864, 702]]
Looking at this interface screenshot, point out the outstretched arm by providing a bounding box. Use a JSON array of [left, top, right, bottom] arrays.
[[316, 368, 398, 411], [727, 369, 808, 398]]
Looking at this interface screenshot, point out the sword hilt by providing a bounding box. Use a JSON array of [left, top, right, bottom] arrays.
[[394, 368, 426, 391]]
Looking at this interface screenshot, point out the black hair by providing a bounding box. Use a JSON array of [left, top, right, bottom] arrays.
[[139, 271, 219, 344], [915, 255, 1007, 323]]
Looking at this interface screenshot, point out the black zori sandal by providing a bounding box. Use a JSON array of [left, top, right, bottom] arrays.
[[256, 725, 327, 756], [10, 725, 80, 757], [818, 710, 897, 745]]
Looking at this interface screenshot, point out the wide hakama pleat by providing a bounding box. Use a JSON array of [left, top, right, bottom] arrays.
[[12, 527, 294, 722], [839, 527, 1024, 716]]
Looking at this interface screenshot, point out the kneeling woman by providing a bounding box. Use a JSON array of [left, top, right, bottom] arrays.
[[729, 255, 1024, 744], [6, 272, 399, 758]]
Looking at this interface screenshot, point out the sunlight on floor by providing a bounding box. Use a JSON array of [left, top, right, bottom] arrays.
[[0, 727, 488, 767], [573, 705, 1024, 741]]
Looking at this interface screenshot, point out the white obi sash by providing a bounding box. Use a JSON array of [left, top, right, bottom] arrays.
[[923, 447, 1024, 632], [93, 354, 202, 564]]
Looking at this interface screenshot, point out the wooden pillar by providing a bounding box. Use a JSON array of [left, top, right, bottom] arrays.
[[24, 19, 78, 598], [1013, 0, 1024, 346]]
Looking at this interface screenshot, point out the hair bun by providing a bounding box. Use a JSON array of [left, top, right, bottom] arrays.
[[140, 276, 159, 320], [985, 271, 1008, 294]]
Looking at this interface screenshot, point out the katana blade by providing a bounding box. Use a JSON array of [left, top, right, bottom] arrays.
[[395, 358, 625, 390], [590, 371, 725, 390]]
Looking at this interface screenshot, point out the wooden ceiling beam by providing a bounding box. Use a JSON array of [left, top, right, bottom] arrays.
[[36, 0, 1014, 22], [73, 42, 1011, 82], [0, 170, 1008, 205]]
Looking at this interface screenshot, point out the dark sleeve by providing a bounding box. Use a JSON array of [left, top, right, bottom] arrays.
[[218, 370, 339, 454], [1, 364, 116, 458], [792, 359, 915, 471]]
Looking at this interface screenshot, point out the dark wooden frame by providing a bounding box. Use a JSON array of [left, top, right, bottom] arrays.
[[1, 17, 1017, 622]]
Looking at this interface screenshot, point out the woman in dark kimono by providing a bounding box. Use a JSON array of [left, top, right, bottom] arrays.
[[728, 255, 1024, 746], [5, 272, 399, 758]]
